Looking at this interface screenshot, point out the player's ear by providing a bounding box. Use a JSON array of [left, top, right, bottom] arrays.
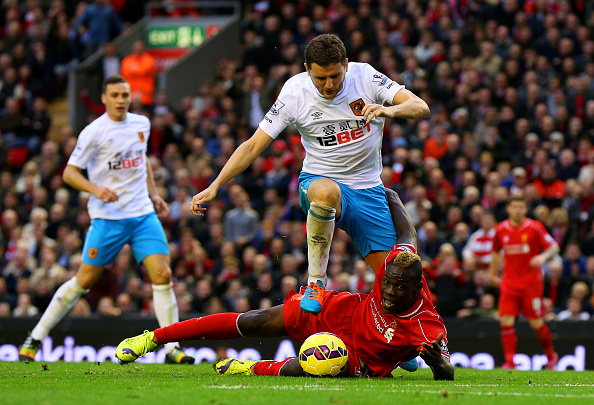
[[101, 93, 106, 105], [304, 63, 309, 74], [416, 281, 423, 294]]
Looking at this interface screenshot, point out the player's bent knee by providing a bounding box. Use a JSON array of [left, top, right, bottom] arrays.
[[152, 268, 172, 284], [528, 318, 544, 330], [308, 179, 341, 208], [144, 256, 173, 284], [500, 315, 515, 327]]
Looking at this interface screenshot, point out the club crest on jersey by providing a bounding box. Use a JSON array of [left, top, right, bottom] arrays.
[[349, 98, 365, 116], [88, 247, 98, 259], [138, 132, 145, 142], [268, 100, 285, 116], [521, 234, 528, 242]]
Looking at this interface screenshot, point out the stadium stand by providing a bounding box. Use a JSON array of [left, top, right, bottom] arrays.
[[1, 0, 594, 327]]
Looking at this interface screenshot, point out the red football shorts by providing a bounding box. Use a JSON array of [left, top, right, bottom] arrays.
[[283, 289, 362, 376], [498, 288, 545, 319]]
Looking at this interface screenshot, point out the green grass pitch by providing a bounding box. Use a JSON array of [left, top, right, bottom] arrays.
[[2, 361, 594, 405]]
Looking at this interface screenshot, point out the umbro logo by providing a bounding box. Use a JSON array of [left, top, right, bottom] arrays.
[[311, 111, 323, 120]]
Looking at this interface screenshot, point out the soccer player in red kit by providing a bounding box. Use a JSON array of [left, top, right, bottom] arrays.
[[489, 195, 560, 370], [116, 191, 454, 380]]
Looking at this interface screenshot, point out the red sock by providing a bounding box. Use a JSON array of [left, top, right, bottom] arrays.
[[153, 313, 242, 345], [501, 326, 517, 365], [535, 324, 555, 358], [252, 358, 294, 376]]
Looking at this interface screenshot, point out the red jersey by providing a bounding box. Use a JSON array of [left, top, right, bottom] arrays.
[[351, 246, 449, 377], [492, 218, 557, 293]]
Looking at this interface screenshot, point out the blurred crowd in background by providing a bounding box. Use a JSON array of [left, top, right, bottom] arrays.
[[1, 0, 594, 323]]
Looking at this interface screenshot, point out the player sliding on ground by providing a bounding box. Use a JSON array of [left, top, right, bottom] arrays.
[[117, 191, 454, 380], [189, 34, 430, 315]]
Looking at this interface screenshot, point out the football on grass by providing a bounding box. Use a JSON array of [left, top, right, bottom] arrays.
[[298, 332, 348, 377]]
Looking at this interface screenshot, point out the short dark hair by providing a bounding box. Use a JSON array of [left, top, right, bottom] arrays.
[[508, 194, 527, 205], [304, 34, 347, 68], [389, 251, 423, 284], [102, 74, 128, 94]]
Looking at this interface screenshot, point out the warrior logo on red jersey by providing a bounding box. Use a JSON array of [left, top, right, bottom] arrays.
[[349, 98, 365, 116]]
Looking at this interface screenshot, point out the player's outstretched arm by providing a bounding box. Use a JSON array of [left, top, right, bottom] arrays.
[[385, 188, 417, 249], [419, 333, 454, 381], [63, 164, 119, 203], [190, 128, 274, 216]]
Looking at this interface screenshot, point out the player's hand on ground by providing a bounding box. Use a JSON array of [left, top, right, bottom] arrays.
[[190, 186, 217, 217], [529, 254, 546, 268], [361, 103, 388, 124], [93, 186, 119, 203], [151, 195, 170, 218], [419, 332, 445, 368]]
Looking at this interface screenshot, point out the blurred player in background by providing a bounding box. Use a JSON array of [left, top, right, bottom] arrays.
[[19, 75, 194, 365], [117, 190, 454, 380], [489, 195, 559, 370], [191, 34, 429, 315]]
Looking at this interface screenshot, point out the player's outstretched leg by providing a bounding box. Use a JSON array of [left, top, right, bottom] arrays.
[[301, 201, 336, 314], [214, 358, 297, 376], [116, 330, 161, 364]]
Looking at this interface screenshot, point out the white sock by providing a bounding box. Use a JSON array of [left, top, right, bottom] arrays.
[[152, 283, 180, 354], [306, 202, 336, 287], [31, 278, 89, 341]]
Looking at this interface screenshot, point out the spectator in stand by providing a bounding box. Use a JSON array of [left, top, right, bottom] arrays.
[[463, 211, 497, 270], [556, 297, 591, 321], [73, 0, 125, 58], [100, 42, 121, 79], [13, 293, 39, 317], [533, 163, 566, 208], [566, 281, 594, 316], [562, 242, 588, 280], [419, 221, 445, 260], [543, 260, 572, 314], [404, 185, 432, 228], [120, 41, 156, 106]]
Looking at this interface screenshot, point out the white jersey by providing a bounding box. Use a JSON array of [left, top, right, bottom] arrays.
[[67, 113, 155, 220], [259, 62, 404, 189]]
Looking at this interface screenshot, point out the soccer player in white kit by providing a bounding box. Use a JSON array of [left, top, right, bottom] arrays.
[[191, 34, 429, 314], [19, 75, 194, 364]]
